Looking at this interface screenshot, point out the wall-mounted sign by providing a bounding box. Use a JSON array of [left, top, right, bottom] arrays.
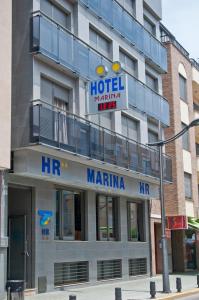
[[87, 168, 125, 190], [167, 215, 188, 230], [38, 210, 53, 226], [139, 182, 150, 195], [14, 149, 160, 199], [88, 74, 128, 114]]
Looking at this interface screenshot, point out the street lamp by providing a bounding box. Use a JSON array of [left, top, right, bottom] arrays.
[[148, 118, 199, 293]]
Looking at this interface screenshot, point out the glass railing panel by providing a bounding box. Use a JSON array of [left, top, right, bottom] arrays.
[[90, 125, 104, 161], [74, 39, 89, 77], [116, 136, 129, 169], [32, 15, 170, 126], [59, 29, 74, 69], [79, 0, 167, 71], [104, 130, 116, 165], [31, 103, 172, 181], [112, 3, 123, 34], [40, 17, 58, 60]]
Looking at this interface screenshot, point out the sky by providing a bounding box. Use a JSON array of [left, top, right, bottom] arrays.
[[162, 0, 199, 60]]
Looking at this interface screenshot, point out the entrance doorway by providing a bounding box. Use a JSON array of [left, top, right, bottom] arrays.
[[7, 186, 34, 289]]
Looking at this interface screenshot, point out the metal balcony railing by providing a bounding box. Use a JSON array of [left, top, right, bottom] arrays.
[[32, 13, 170, 127], [79, 0, 167, 73], [30, 100, 172, 182]]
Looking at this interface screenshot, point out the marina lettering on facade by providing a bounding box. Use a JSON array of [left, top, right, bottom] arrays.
[[87, 168, 125, 190]]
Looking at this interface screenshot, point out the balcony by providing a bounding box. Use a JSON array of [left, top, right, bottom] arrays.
[[30, 100, 172, 182], [79, 0, 167, 73], [32, 13, 170, 127]]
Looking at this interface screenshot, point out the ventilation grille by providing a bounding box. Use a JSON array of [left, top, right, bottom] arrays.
[[129, 258, 147, 276], [54, 261, 89, 286], [97, 259, 122, 281]]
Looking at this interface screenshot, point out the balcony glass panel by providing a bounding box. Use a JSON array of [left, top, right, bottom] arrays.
[[31, 101, 172, 182], [32, 14, 169, 126], [79, 0, 167, 72]]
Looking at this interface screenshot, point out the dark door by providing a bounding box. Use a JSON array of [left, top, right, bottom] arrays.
[[8, 216, 28, 284]]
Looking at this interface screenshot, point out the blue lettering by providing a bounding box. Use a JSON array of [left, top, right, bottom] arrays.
[[118, 77, 124, 90], [91, 81, 97, 96], [112, 77, 118, 92], [145, 183, 150, 195], [87, 168, 95, 183], [120, 177, 125, 190], [113, 175, 119, 188], [110, 174, 113, 187], [42, 156, 50, 174], [98, 80, 104, 94], [105, 78, 111, 93], [103, 172, 109, 186], [52, 159, 60, 176], [140, 182, 145, 194], [96, 171, 102, 185]]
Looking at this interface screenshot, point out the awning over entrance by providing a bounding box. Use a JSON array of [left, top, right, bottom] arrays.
[[188, 217, 199, 230]]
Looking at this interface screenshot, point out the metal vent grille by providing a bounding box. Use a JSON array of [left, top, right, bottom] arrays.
[[97, 259, 122, 281], [54, 261, 89, 286], [129, 258, 147, 276]]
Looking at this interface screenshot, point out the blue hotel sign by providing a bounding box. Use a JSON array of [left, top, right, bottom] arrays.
[[41, 156, 152, 195], [89, 74, 128, 114]]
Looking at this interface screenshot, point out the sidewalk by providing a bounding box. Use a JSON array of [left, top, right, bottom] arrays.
[[25, 273, 199, 300]]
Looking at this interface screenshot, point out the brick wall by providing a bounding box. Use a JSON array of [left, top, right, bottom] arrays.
[[163, 42, 198, 218]]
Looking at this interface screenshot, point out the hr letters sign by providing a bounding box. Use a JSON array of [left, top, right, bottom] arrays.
[[88, 74, 128, 114]]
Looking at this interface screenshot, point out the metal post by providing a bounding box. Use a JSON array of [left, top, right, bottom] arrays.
[[159, 145, 170, 293], [150, 281, 156, 299], [115, 287, 122, 300], [69, 295, 76, 300], [197, 274, 199, 288], [176, 277, 182, 293]]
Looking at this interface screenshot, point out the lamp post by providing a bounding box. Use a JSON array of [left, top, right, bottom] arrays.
[[148, 118, 199, 293]]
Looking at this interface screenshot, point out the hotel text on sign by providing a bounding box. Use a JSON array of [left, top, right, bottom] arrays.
[[88, 74, 128, 114]]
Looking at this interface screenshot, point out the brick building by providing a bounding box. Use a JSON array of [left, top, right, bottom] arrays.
[[160, 24, 199, 272]]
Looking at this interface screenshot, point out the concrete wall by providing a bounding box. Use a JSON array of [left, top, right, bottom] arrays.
[[12, 0, 33, 149], [34, 182, 150, 291], [0, 0, 12, 169]]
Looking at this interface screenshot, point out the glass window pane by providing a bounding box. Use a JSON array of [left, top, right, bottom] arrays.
[[56, 191, 61, 237], [144, 16, 156, 36], [62, 191, 74, 239], [53, 5, 68, 28], [98, 196, 108, 240], [182, 122, 189, 151], [128, 203, 138, 241], [146, 72, 158, 92], [179, 74, 187, 101], [184, 173, 192, 199], [41, 0, 52, 18]]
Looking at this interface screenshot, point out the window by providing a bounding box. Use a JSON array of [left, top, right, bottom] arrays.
[[89, 27, 111, 58], [184, 173, 192, 199], [144, 16, 156, 36], [179, 74, 187, 101], [127, 202, 145, 242], [124, 0, 135, 16], [41, 0, 71, 30], [96, 195, 119, 241], [148, 129, 158, 144], [181, 122, 189, 151], [146, 72, 158, 92], [122, 114, 139, 141], [56, 190, 85, 240], [41, 77, 69, 107], [119, 49, 137, 77]]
